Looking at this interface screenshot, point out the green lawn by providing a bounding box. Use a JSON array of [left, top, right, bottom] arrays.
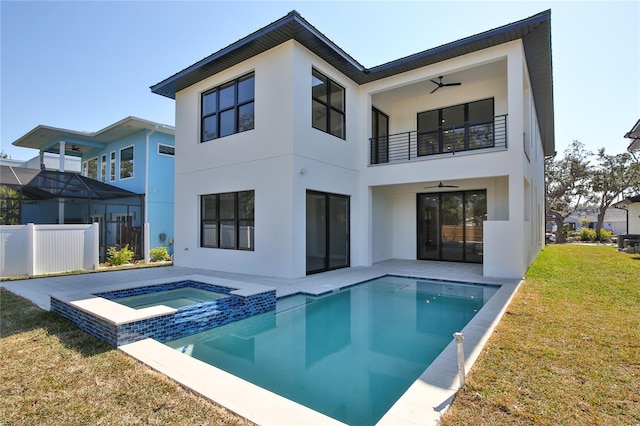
[[0, 288, 252, 426], [441, 244, 640, 425], [1, 245, 638, 425]]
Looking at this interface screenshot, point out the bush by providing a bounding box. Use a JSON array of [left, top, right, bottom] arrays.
[[578, 228, 613, 242], [579, 228, 597, 242], [106, 244, 134, 266], [150, 246, 171, 262]]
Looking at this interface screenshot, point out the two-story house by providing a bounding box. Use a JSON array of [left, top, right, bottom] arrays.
[[10, 116, 175, 260], [151, 10, 554, 279]]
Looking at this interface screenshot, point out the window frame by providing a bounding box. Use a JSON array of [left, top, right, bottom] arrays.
[[201, 190, 255, 251], [201, 72, 255, 143], [417, 98, 495, 156], [157, 143, 175, 157], [311, 68, 346, 140], [119, 145, 134, 180], [110, 151, 116, 182], [101, 154, 107, 182]]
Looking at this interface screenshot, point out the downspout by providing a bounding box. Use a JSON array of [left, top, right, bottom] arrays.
[[144, 126, 158, 263]]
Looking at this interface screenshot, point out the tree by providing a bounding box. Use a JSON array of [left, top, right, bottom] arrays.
[[589, 149, 640, 233], [545, 140, 592, 242]]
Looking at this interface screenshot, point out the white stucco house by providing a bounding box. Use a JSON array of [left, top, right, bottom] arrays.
[[151, 10, 554, 279]]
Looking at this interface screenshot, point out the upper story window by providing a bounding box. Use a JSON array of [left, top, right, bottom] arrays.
[[101, 154, 107, 182], [201, 72, 255, 142], [83, 158, 98, 179], [158, 144, 175, 156], [120, 146, 134, 179], [110, 152, 116, 181], [417, 98, 495, 156], [312, 68, 345, 139]]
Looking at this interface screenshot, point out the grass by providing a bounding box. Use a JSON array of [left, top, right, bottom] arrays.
[[441, 244, 640, 425], [0, 288, 252, 426], [1, 245, 637, 425]]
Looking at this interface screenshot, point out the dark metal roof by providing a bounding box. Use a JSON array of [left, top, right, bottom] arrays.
[[151, 9, 554, 155], [625, 118, 640, 151], [0, 166, 140, 200]]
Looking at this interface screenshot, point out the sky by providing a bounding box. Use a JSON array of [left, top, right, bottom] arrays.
[[1, 0, 639, 161]]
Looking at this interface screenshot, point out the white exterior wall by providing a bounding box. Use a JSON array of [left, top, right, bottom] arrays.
[[629, 203, 640, 234], [174, 38, 546, 279]]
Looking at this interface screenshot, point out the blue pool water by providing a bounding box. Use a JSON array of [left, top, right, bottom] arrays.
[[165, 275, 498, 425], [114, 287, 227, 309]]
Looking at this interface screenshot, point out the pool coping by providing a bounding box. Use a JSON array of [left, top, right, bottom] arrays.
[[117, 273, 522, 426]]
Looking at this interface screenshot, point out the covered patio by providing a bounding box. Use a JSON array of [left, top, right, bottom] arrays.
[[0, 165, 144, 260]]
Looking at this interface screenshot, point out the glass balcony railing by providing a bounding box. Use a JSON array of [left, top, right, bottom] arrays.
[[370, 114, 507, 165]]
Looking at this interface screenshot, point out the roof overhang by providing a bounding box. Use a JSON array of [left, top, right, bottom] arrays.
[[150, 9, 554, 156], [12, 116, 175, 156], [625, 118, 640, 152]]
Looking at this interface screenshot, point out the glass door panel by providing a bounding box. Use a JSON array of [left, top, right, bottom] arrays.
[[328, 195, 349, 269], [306, 192, 327, 274], [306, 191, 350, 274], [441, 193, 464, 261], [464, 191, 487, 262], [417, 194, 440, 259]]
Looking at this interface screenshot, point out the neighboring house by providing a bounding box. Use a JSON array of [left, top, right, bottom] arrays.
[[0, 153, 81, 172], [564, 208, 627, 235], [10, 116, 175, 259], [150, 10, 554, 279], [624, 118, 640, 152], [613, 195, 640, 235]]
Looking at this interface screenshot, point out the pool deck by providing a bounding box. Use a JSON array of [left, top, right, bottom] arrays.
[[2, 260, 521, 425]]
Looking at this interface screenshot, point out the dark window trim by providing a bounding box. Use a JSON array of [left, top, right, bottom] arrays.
[[417, 98, 495, 154], [201, 72, 255, 142], [200, 190, 255, 251], [312, 68, 346, 140]]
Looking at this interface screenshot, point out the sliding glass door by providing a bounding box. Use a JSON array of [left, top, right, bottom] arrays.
[[306, 191, 350, 274], [417, 190, 486, 263]]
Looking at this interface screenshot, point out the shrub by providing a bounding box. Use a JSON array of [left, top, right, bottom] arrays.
[[579, 228, 597, 241], [596, 229, 613, 242], [578, 228, 614, 242], [150, 246, 171, 262], [106, 244, 134, 266]]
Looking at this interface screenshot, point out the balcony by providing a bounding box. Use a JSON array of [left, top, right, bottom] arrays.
[[370, 114, 507, 165]]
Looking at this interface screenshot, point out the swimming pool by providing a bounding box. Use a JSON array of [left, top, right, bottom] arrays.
[[166, 275, 498, 425]]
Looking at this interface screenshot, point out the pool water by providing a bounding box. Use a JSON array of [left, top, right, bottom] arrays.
[[114, 287, 227, 309], [166, 275, 498, 425]]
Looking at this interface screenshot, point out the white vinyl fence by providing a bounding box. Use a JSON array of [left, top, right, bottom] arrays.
[[0, 223, 99, 278]]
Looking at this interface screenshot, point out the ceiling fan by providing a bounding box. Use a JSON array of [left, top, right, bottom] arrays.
[[70, 145, 80, 152], [430, 76, 462, 94], [424, 181, 459, 189]]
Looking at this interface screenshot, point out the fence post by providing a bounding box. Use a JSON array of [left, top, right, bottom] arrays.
[[144, 222, 150, 264], [91, 222, 99, 270], [26, 223, 35, 277], [454, 332, 466, 388]]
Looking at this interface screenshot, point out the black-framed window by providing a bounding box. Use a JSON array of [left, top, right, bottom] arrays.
[[312, 68, 345, 139], [417, 98, 495, 155], [201, 190, 254, 250], [158, 144, 175, 156], [201, 72, 255, 142]]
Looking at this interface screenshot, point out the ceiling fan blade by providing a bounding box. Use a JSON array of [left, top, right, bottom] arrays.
[[430, 79, 441, 86], [443, 82, 461, 86], [430, 85, 441, 94]]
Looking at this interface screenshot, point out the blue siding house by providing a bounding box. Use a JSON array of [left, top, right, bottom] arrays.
[[10, 116, 175, 260]]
